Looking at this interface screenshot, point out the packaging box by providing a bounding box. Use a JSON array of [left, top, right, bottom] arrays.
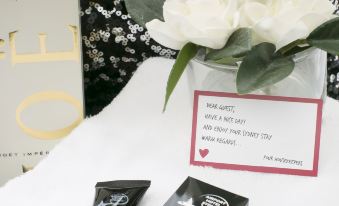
[[0, 0, 83, 185], [164, 177, 249, 206]]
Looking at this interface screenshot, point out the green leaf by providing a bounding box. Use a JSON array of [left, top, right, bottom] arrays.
[[307, 17, 339, 55], [212, 56, 243, 66], [281, 45, 311, 57], [277, 39, 308, 56], [236, 43, 295, 94], [163, 43, 198, 111], [205, 28, 252, 61], [125, 0, 165, 28]]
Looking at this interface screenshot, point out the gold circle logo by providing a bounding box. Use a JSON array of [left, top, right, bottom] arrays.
[[16, 91, 83, 140]]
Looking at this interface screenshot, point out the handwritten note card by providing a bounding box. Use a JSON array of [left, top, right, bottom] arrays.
[[190, 91, 323, 176]]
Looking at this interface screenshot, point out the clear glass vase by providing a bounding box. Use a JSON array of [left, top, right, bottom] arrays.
[[187, 48, 327, 100]]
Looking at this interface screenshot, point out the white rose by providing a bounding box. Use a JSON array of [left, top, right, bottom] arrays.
[[145, 0, 240, 50], [239, 0, 336, 49]]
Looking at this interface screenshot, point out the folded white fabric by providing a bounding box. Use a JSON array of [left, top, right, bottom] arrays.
[[0, 57, 339, 206]]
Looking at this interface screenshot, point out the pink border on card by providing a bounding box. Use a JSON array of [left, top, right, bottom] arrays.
[[190, 90, 323, 177]]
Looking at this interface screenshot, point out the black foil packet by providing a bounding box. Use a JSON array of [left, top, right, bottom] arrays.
[[164, 177, 249, 206], [94, 180, 151, 206]]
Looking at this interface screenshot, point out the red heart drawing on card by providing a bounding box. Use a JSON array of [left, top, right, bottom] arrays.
[[199, 149, 209, 158]]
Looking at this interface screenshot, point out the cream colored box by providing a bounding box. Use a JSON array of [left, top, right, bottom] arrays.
[[0, 0, 84, 185]]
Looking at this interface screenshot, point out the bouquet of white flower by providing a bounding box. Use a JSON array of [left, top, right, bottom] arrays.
[[125, 0, 339, 110]]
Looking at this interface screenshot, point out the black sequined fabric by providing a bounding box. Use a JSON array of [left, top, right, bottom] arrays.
[[80, 0, 177, 116], [328, 1, 339, 99], [81, 0, 339, 117], [328, 55, 339, 99]]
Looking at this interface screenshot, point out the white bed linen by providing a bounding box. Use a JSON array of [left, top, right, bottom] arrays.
[[0, 57, 339, 206]]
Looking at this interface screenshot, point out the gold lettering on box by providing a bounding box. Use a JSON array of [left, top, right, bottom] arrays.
[[0, 39, 4, 60], [9, 25, 80, 65], [22, 165, 33, 173], [16, 91, 84, 140]]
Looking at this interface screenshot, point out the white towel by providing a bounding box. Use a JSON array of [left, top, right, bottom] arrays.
[[0, 57, 338, 206]]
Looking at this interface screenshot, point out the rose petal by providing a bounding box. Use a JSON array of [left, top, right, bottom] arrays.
[[276, 21, 309, 49], [312, 0, 336, 14], [253, 17, 283, 44], [185, 13, 230, 31], [232, 11, 241, 28], [295, 0, 316, 11], [186, 0, 225, 16], [179, 21, 231, 49], [163, 0, 189, 28], [146, 20, 187, 50], [300, 13, 330, 31], [239, 2, 268, 27], [188, 32, 231, 49], [222, 0, 240, 22], [276, 7, 306, 22]]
